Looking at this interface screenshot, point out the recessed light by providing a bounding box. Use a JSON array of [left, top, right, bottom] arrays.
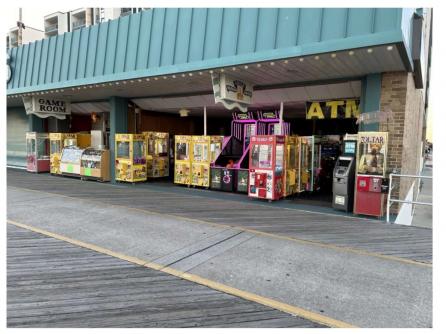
[[299, 58, 304, 62], [220, 69, 225, 73], [283, 60, 289, 64], [199, 72, 203, 75], [182, 73, 186, 77], [348, 50, 355, 56], [314, 56, 320, 60], [331, 53, 336, 58], [232, 67, 237, 71], [387, 45, 393, 51], [367, 48, 373, 53], [270, 62, 275, 66], [257, 64, 262, 68], [244, 65, 249, 69]]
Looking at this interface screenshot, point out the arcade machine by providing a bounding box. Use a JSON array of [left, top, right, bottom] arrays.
[[283, 135, 300, 197], [76, 133, 91, 149], [332, 137, 357, 212], [142, 132, 169, 178], [25, 132, 50, 173], [60, 146, 85, 177], [298, 136, 322, 192], [248, 135, 286, 201], [80, 148, 111, 182], [256, 110, 290, 136], [115, 134, 147, 183], [354, 131, 388, 217], [191, 135, 223, 188], [211, 112, 257, 192], [174, 135, 192, 186], [49, 133, 77, 175]]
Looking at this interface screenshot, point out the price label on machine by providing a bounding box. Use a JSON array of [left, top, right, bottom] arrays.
[[335, 195, 345, 205]]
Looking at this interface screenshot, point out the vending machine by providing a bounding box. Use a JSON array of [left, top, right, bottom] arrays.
[[143, 132, 169, 178], [26, 132, 50, 173], [191, 135, 223, 188], [248, 135, 285, 201], [115, 134, 147, 183], [174, 135, 192, 186], [283, 136, 300, 197], [354, 132, 388, 217], [49, 133, 77, 175], [332, 139, 357, 212]]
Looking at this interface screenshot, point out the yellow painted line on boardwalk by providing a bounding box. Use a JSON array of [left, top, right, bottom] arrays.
[[8, 185, 432, 268], [7, 219, 355, 328]]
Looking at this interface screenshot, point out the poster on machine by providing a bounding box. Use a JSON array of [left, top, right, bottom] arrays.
[[356, 132, 388, 177]]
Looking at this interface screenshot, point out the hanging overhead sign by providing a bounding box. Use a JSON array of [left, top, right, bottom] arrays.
[[23, 96, 71, 120], [306, 99, 360, 120], [212, 73, 253, 112]]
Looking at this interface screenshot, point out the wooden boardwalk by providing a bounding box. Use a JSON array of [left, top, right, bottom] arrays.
[[8, 169, 432, 263], [7, 224, 323, 328]]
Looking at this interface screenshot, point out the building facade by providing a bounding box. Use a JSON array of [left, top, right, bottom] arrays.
[[6, 8, 432, 213]]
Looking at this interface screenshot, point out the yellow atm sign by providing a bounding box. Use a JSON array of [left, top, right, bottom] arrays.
[[306, 99, 360, 120]]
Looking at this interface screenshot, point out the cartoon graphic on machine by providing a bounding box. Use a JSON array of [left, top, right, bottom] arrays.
[[26, 132, 50, 173], [143, 132, 169, 178], [354, 132, 388, 217], [191, 135, 223, 187], [248, 135, 285, 201], [49, 133, 77, 175], [174, 135, 192, 185], [115, 134, 147, 183]]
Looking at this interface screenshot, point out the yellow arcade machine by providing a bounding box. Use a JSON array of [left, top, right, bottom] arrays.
[[76, 133, 91, 149], [142, 131, 169, 178], [115, 134, 147, 183], [283, 136, 300, 197], [49, 133, 77, 174], [191, 136, 223, 188], [174, 135, 192, 185]]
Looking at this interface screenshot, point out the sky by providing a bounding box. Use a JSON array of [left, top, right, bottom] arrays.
[[5, 7, 73, 31]]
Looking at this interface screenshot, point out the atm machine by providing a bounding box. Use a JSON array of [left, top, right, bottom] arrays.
[[332, 139, 357, 212]]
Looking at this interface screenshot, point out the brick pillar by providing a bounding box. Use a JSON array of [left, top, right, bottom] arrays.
[[379, 72, 425, 213]]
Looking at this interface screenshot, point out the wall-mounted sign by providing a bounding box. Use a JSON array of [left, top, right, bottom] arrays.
[[23, 96, 71, 120], [306, 99, 360, 120], [212, 73, 253, 112]]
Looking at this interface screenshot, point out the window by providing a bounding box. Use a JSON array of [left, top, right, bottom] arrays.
[[251, 144, 272, 168], [117, 141, 130, 159]]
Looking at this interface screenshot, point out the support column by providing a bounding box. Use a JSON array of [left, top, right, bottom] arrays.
[[109, 96, 128, 183], [360, 73, 382, 131], [28, 114, 44, 132]]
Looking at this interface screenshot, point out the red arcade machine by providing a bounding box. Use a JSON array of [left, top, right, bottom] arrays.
[[26, 132, 50, 173], [248, 135, 285, 201], [354, 132, 388, 217]]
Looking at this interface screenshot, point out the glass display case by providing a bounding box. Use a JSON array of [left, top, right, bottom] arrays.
[[26, 132, 50, 173], [115, 134, 147, 183], [80, 148, 111, 182], [298, 136, 321, 192], [283, 136, 300, 197], [60, 146, 85, 176], [174, 135, 192, 185], [248, 135, 286, 201], [142, 132, 169, 178], [190, 136, 223, 187], [49, 133, 77, 175]]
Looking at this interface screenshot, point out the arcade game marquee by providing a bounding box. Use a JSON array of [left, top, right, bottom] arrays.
[[354, 131, 389, 217], [26, 132, 50, 173], [115, 134, 147, 183], [248, 135, 286, 201]]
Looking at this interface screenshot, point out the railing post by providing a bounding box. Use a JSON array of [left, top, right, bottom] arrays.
[[386, 174, 393, 223]]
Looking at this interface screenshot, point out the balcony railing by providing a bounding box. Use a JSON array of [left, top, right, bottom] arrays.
[[72, 19, 86, 30], [45, 23, 58, 33]]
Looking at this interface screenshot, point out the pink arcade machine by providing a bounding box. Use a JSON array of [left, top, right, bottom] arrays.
[[211, 111, 289, 193], [26, 132, 50, 173]]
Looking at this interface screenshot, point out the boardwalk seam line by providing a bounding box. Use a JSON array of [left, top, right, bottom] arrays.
[[7, 219, 356, 328], [8, 185, 432, 268]]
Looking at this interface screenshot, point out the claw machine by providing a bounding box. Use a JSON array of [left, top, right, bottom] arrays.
[[60, 146, 85, 177], [248, 135, 285, 201], [142, 132, 169, 178], [115, 134, 147, 183], [191, 135, 223, 188], [49, 133, 77, 174], [174, 135, 192, 185], [283, 136, 300, 197], [26, 132, 50, 173], [298, 136, 321, 192], [354, 132, 388, 217]]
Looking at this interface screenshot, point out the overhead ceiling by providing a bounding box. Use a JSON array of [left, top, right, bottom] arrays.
[[8, 44, 399, 108]]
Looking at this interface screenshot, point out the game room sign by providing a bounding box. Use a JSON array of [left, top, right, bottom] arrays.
[[22, 96, 71, 120], [306, 99, 360, 120]]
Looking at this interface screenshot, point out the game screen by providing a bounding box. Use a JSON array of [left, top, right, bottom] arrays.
[[344, 141, 356, 155]]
